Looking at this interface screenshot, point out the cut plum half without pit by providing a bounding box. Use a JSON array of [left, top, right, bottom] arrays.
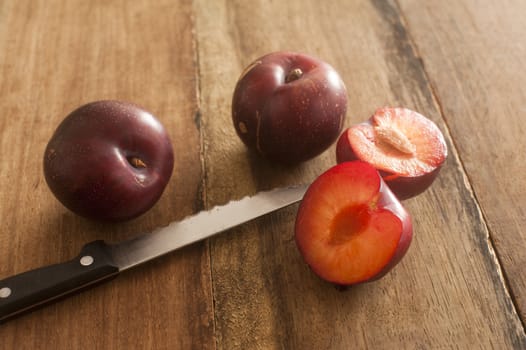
[[295, 161, 412, 286]]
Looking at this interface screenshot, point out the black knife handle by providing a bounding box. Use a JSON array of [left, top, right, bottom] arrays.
[[0, 240, 119, 323]]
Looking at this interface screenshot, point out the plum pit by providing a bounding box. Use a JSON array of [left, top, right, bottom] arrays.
[[374, 124, 416, 156]]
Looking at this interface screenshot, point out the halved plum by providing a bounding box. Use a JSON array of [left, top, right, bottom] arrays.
[[336, 107, 447, 199], [295, 161, 412, 286]]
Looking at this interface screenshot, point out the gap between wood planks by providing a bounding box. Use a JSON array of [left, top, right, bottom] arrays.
[[392, 0, 525, 333], [189, 4, 220, 350]]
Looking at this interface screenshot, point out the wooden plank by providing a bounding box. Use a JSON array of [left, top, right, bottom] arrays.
[[0, 1, 214, 349], [397, 0, 526, 325], [194, 0, 525, 348]]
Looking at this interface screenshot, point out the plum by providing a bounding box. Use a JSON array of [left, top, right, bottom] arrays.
[[295, 161, 412, 285], [43, 100, 174, 221], [232, 51, 348, 163], [336, 107, 447, 199]]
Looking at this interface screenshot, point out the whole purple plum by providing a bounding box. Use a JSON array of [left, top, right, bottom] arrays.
[[44, 100, 174, 221], [232, 51, 348, 163]]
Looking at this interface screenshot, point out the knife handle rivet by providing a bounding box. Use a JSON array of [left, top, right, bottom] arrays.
[[80, 255, 94, 266], [0, 287, 11, 298]]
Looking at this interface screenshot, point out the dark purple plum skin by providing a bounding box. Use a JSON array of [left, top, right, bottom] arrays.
[[43, 100, 174, 222], [232, 51, 348, 163]]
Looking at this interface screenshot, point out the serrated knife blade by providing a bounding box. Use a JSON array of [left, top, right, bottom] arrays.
[[110, 184, 308, 270], [0, 184, 308, 322]]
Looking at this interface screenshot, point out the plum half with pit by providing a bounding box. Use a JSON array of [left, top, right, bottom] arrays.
[[43, 100, 174, 222], [336, 107, 447, 200], [232, 51, 348, 164]]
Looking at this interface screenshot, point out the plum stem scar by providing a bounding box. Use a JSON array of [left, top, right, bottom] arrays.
[[285, 68, 303, 83], [128, 156, 147, 169]]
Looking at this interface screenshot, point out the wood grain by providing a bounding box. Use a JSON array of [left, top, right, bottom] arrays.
[[0, 1, 214, 349], [397, 0, 526, 324], [194, 0, 525, 348], [1, 0, 525, 349]]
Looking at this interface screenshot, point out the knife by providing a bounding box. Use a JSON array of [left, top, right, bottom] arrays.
[[0, 184, 307, 323]]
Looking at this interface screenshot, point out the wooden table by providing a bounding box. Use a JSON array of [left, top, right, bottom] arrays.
[[1, 0, 525, 348]]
